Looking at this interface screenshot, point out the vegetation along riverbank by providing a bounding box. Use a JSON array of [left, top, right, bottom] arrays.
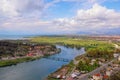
[[0, 40, 60, 67], [31, 36, 120, 80]]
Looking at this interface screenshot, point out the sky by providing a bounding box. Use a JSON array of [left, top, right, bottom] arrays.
[[0, 0, 120, 35]]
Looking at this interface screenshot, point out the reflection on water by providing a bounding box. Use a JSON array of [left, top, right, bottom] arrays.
[[0, 45, 85, 80]]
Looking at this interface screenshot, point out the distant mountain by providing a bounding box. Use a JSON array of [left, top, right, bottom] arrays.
[[77, 27, 120, 35]]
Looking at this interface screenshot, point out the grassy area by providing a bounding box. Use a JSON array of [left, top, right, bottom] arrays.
[[31, 37, 115, 51], [47, 77, 60, 80], [0, 57, 40, 67]]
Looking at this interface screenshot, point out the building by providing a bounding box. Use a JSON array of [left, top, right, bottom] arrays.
[[103, 75, 109, 80], [92, 73, 102, 80], [118, 56, 120, 61], [113, 53, 119, 58], [106, 71, 112, 76]]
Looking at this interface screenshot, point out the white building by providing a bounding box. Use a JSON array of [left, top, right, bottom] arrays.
[[113, 53, 119, 58], [92, 74, 102, 80], [118, 56, 120, 61], [106, 71, 112, 76]]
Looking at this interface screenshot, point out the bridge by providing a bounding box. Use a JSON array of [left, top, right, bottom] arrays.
[[43, 57, 72, 62]]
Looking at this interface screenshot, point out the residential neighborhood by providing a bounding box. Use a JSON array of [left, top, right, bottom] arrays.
[[48, 47, 120, 80]]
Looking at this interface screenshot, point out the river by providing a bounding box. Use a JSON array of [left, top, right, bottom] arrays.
[[0, 45, 85, 80]]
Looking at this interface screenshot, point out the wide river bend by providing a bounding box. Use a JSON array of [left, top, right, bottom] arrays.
[[0, 45, 85, 80]]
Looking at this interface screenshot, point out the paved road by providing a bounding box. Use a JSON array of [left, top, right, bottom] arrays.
[[78, 59, 115, 80], [78, 43, 119, 80], [66, 43, 119, 80]]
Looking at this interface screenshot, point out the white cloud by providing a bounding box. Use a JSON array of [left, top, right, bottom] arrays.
[[0, 1, 120, 35], [51, 4, 120, 33], [0, 0, 47, 18], [0, 0, 114, 18], [75, 4, 120, 28], [76, 4, 120, 20]]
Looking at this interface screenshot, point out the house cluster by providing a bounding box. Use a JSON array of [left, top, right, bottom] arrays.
[[88, 36, 120, 42], [50, 65, 85, 80], [48, 52, 120, 80], [90, 58, 106, 66], [113, 53, 120, 61], [89, 62, 120, 80], [26, 46, 45, 57], [89, 53, 120, 80], [51, 58, 108, 80], [50, 66, 69, 79], [69, 70, 82, 80], [67, 53, 120, 80], [0, 43, 59, 61], [26, 45, 58, 57]]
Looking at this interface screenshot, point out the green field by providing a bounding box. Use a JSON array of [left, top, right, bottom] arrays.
[[31, 37, 115, 59], [31, 37, 114, 50]]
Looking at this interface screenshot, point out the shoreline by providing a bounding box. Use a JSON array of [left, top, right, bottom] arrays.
[[46, 53, 85, 80], [46, 49, 116, 80], [0, 49, 61, 67], [0, 40, 61, 67], [0, 48, 61, 67], [0, 56, 41, 67]]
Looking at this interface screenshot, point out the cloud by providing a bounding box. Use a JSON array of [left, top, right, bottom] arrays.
[[0, 0, 114, 18], [51, 3, 120, 34], [0, 0, 109, 18], [0, 0, 49, 18], [0, 1, 120, 35], [75, 4, 120, 28]]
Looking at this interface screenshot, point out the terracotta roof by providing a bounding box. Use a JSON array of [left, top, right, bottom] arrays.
[[103, 75, 109, 79], [94, 73, 101, 77]]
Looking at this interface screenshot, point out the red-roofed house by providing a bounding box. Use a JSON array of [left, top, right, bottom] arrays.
[[27, 53, 34, 57], [103, 75, 109, 80], [93, 73, 102, 80]]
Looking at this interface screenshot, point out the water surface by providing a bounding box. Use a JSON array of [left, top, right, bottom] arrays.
[[0, 45, 85, 80]]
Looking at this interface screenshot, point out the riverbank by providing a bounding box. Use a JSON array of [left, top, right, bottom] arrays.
[[0, 49, 61, 67], [0, 50, 61, 67], [0, 45, 84, 80], [47, 51, 117, 80], [47, 44, 120, 80], [0, 56, 41, 67], [0, 40, 61, 67], [47, 61, 74, 80], [31, 37, 119, 80]]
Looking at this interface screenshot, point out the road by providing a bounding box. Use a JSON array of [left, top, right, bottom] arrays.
[[65, 59, 78, 80], [78, 60, 114, 80], [65, 43, 119, 80], [78, 43, 119, 80]]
